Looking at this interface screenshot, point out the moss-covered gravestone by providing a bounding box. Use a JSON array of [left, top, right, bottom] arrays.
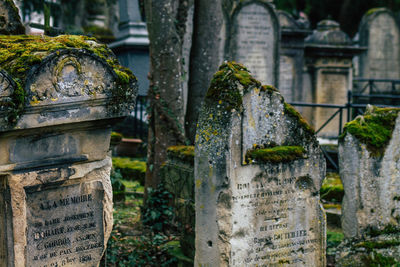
[[0, 35, 137, 267], [337, 106, 400, 265], [195, 62, 326, 266]]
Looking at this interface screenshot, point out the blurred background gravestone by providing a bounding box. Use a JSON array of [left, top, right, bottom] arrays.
[[226, 1, 280, 87], [358, 8, 400, 94]]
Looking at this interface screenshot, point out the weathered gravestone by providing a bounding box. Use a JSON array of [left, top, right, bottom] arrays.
[[226, 1, 280, 87], [0, 0, 25, 35], [358, 8, 400, 92], [0, 35, 137, 267], [277, 10, 311, 104], [195, 62, 326, 266], [337, 106, 400, 265], [304, 20, 362, 138]]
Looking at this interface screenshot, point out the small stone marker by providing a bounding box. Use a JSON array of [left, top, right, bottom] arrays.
[[227, 1, 279, 86], [195, 62, 326, 266], [359, 8, 400, 90], [0, 35, 137, 266], [337, 106, 400, 265]]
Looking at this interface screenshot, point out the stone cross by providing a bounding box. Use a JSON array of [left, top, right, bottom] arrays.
[[195, 62, 326, 266], [0, 35, 137, 267]]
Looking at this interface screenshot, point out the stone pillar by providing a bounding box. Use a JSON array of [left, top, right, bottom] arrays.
[[277, 10, 311, 103], [0, 35, 137, 267], [337, 106, 400, 265], [195, 62, 326, 266], [304, 20, 364, 138], [109, 0, 150, 96]]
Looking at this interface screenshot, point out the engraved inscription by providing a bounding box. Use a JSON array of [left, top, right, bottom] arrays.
[[26, 182, 104, 267], [231, 172, 320, 266], [233, 3, 276, 85]]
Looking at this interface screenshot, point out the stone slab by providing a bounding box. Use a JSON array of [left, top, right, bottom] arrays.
[[228, 2, 279, 86], [25, 182, 104, 267]]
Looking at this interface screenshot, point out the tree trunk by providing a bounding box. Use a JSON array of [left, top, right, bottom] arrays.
[[185, 0, 224, 143], [144, 0, 189, 194]]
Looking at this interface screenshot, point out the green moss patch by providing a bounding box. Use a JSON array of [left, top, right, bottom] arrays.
[[111, 131, 123, 144], [355, 240, 400, 250], [112, 157, 146, 185], [284, 102, 315, 135], [245, 146, 305, 164], [340, 106, 400, 157], [321, 172, 344, 203], [167, 146, 194, 163], [0, 35, 136, 123], [206, 61, 261, 111]]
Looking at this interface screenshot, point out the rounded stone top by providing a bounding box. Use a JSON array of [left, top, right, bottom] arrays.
[[305, 20, 352, 46], [0, 35, 137, 130]]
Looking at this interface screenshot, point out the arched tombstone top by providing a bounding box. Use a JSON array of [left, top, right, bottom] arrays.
[[358, 7, 400, 82], [0, 35, 137, 131], [0, 0, 25, 35], [226, 0, 280, 86], [358, 8, 399, 46], [26, 49, 118, 105]]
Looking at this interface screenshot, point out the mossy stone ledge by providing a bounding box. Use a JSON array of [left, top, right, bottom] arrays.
[[0, 35, 137, 125], [245, 145, 306, 164], [340, 106, 400, 157]]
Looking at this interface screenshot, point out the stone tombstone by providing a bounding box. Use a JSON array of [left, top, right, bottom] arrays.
[[359, 8, 400, 91], [0, 0, 25, 35], [339, 107, 400, 239], [227, 0, 280, 87], [277, 10, 311, 103], [337, 107, 400, 265], [0, 35, 137, 267], [304, 20, 363, 138], [195, 62, 326, 266]]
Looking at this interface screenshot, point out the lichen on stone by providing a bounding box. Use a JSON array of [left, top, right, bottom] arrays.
[[167, 145, 195, 163], [0, 34, 136, 123], [245, 145, 305, 164], [283, 102, 315, 135], [206, 61, 261, 111], [340, 106, 400, 157]]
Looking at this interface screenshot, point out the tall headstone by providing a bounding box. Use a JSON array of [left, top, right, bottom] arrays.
[[304, 20, 363, 138], [226, 1, 280, 86], [195, 62, 326, 266], [358, 8, 400, 92], [337, 106, 400, 265], [0, 35, 137, 267], [278, 10, 311, 103]]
